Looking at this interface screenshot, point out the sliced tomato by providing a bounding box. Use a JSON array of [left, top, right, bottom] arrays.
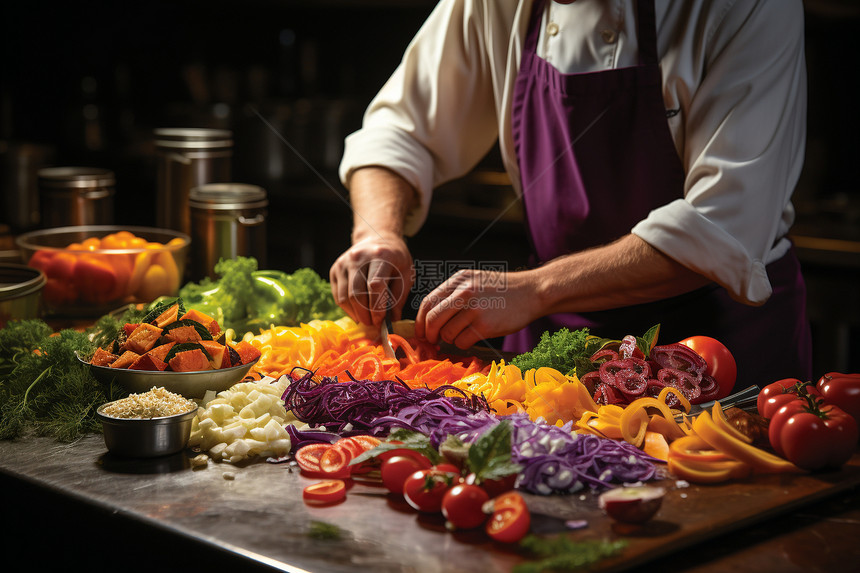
[[295, 443, 351, 479], [320, 444, 353, 477], [343, 435, 382, 451], [488, 491, 527, 512], [486, 493, 530, 543], [303, 480, 347, 504], [294, 443, 330, 474]]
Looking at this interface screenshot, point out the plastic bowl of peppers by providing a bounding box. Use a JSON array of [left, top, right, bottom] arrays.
[[16, 225, 190, 317]]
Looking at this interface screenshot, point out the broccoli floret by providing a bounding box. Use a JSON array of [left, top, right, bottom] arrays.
[[510, 327, 591, 377]]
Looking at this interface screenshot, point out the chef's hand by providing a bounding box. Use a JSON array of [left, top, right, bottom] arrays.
[[330, 232, 413, 326], [415, 268, 541, 349]]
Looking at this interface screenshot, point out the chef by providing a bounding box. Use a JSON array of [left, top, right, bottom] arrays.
[[329, 0, 813, 388]]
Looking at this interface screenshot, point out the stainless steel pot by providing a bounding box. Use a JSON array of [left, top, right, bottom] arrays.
[[154, 128, 233, 236], [188, 183, 268, 280], [0, 263, 45, 328], [38, 166, 115, 227]]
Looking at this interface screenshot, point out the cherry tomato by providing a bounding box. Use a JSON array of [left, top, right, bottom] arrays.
[[816, 372, 860, 422], [381, 455, 428, 494], [403, 469, 456, 513], [431, 463, 461, 476], [768, 398, 858, 470], [480, 474, 517, 498], [678, 336, 737, 400], [302, 480, 347, 504], [485, 492, 530, 543], [377, 447, 433, 468], [441, 484, 490, 529]]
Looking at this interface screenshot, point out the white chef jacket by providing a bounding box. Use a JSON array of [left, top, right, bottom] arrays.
[[338, 0, 808, 306]]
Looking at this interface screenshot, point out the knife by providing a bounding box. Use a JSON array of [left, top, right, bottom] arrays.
[[379, 309, 396, 359], [674, 384, 760, 421]]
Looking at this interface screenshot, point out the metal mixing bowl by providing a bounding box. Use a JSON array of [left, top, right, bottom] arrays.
[[96, 402, 199, 458], [0, 263, 46, 328], [79, 353, 259, 399], [16, 225, 190, 317]]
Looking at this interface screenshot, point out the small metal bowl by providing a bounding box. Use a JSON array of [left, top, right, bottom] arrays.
[[96, 402, 199, 458], [79, 353, 259, 399]]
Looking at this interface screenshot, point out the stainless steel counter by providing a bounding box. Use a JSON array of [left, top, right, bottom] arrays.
[[2, 433, 860, 573]]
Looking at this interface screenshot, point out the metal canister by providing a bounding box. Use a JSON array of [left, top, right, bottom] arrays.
[[155, 128, 233, 236], [37, 167, 115, 227], [188, 183, 268, 280]]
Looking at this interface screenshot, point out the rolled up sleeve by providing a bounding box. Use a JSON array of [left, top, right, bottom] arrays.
[[632, 0, 807, 305], [339, 0, 502, 237]]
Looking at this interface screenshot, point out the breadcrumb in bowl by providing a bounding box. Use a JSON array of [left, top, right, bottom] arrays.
[[96, 387, 199, 458]]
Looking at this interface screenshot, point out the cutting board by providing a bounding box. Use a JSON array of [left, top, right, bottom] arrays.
[[518, 449, 860, 571]]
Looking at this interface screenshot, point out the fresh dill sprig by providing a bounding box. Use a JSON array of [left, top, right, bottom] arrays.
[[514, 535, 628, 573], [0, 320, 126, 442]]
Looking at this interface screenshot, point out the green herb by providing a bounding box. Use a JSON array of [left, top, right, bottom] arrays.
[[307, 520, 343, 540], [350, 428, 442, 466], [514, 535, 628, 573], [463, 420, 521, 482], [0, 320, 126, 441], [511, 327, 591, 377]]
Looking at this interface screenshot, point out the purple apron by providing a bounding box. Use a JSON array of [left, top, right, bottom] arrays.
[[503, 0, 813, 388]]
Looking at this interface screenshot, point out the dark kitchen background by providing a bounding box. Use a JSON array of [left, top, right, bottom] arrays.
[[1, 0, 857, 373]]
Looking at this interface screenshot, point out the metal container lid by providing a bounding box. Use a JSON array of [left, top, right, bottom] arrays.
[[154, 128, 233, 150], [189, 183, 268, 210], [37, 167, 115, 190], [0, 264, 46, 300]]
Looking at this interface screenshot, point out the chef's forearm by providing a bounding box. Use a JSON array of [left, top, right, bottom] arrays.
[[347, 166, 420, 244], [531, 234, 712, 314]]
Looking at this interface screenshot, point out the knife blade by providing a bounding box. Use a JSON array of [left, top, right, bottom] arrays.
[[673, 384, 760, 421], [379, 310, 396, 359]]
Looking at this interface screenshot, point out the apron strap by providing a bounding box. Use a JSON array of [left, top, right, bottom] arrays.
[[523, 0, 546, 57], [636, 0, 659, 67]]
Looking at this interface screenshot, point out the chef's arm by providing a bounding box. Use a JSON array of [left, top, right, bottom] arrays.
[[532, 234, 712, 314], [416, 233, 713, 348], [330, 166, 419, 325]]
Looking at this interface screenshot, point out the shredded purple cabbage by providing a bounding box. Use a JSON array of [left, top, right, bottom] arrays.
[[281, 367, 488, 435], [408, 411, 659, 495], [505, 414, 659, 494], [281, 368, 658, 495]]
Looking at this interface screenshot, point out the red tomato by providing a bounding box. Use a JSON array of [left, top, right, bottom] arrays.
[[431, 463, 461, 476], [381, 455, 428, 494], [302, 480, 347, 504], [403, 469, 456, 513], [73, 254, 117, 304], [485, 492, 530, 543], [377, 447, 433, 468], [319, 444, 353, 477], [768, 398, 858, 470], [441, 484, 490, 529], [342, 435, 382, 452], [295, 443, 350, 478], [678, 336, 737, 400], [816, 372, 860, 422], [757, 378, 820, 419], [480, 474, 517, 498], [27, 250, 55, 272]]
